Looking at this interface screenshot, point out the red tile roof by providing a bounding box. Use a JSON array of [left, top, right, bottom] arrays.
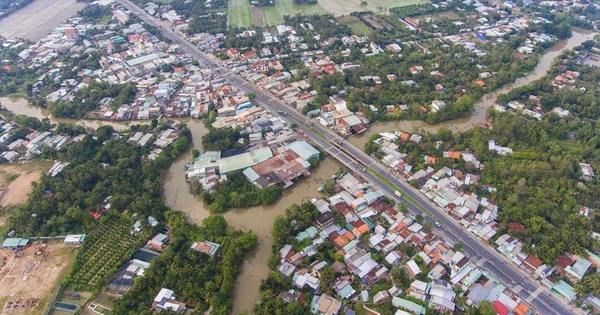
[[493, 301, 510, 315]]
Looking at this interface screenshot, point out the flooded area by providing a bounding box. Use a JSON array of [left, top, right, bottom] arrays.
[[162, 119, 343, 313], [0, 0, 86, 41], [347, 29, 596, 149]]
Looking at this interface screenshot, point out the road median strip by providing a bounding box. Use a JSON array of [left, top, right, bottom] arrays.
[[367, 168, 428, 213]]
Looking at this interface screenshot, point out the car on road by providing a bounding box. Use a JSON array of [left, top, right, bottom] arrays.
[[434, 221, 441, 227], [394, 191, 402, 198]]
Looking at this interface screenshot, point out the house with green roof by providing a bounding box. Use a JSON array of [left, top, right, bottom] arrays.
[[392, 297, 426, 315], [552, 280, 577, 301], [284, 141, 320, 161], [1, 238, 29, 249], [585, 250, 600, 268], [566, 258, 592, 281]]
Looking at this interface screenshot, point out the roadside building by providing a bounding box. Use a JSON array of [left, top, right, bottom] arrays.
[[1, 238, 29, 249], [64, 234, 86, 245]]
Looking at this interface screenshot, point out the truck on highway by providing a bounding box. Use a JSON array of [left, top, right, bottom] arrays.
[[394, 191, 403, 198]]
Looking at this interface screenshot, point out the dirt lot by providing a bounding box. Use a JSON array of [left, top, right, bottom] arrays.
[[0, 161, 53, 207], [0, 0, 86, 41], [252, 7, 264, 27], [0, 242, 74, 314]]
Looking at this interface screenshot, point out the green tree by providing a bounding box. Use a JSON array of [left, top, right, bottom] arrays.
[[260, 185, 283, 205], [272, 216, 292, 249], [192, 149, 200, 159]]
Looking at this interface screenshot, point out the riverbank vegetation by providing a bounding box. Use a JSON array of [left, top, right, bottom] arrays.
[[111, 213, 258, 315], [254, 201, 321, 315], [2, 119, 258, 313], [6, 124, 191, 235], [45, 82, 137, 119], [368, 60, 600, 264], [192, 171, 283, 213], [201, 127, 245, 152]]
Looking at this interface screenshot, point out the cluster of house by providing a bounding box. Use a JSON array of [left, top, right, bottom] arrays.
[[495, 228, 600, 312], [9, 2, 249, 122], [274, 172, 534, 315], [0, 118, 86, 163], [375, 131, 505, 247], [184, 3, 559, 126], [186, 139, 319, 191], [312, 100, 369, 136], [88, 9, 247, 121], [371, 130, 600, 311], [492, 66, 587, 121], [14, 17, 89, 69], [124, 121, 184, 161], [184, 98, 321, 191], [107, 213, 222, 313]]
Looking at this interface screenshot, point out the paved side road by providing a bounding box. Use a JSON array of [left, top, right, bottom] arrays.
[[115, 1, 578, 314]]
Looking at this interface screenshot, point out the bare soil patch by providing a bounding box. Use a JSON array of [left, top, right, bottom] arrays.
[[252, 6, 264, 27], [0, 242, 75, 315], [0, 161, 53, 207], [361, 14, 393, 30]]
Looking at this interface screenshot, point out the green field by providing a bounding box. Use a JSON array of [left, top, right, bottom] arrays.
[[339, 17, 374, 36], [228, 0, 254, 28], [261, 0, 327, 26], [228, 0, 426, 28]]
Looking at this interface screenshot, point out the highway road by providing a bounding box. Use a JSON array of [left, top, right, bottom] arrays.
[[116, 1, 577, 313]]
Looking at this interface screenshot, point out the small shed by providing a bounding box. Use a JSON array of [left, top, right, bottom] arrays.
[[64, 235, 86, 245]]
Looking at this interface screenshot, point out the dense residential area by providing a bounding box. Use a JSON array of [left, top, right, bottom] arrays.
[[0, 0, 600, 314], [255, 172, 537, 315]]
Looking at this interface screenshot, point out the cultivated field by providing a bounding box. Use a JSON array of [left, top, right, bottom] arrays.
[[0, 161, 53, 207], [228, 0, 254, 28], [228, 0, 327, 28], [228, 0, 427, 28], [0, 242, 74, 315], [318, 0, 428, 16], [261, 0, 326, 26], [338, 16, 374, 36], [64, 219, 142, 289], [0, 0, 85, 41]]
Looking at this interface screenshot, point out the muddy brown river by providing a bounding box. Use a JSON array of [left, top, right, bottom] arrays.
[[162, 120, 343, 314], [0, 97, 343, 313], [0, 27, 595, 314]]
